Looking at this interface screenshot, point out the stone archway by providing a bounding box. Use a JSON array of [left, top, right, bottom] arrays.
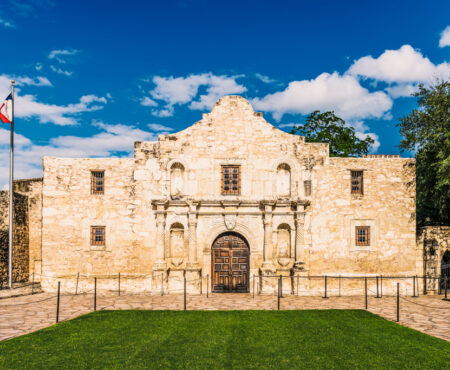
[[211, 232, 249, 292]]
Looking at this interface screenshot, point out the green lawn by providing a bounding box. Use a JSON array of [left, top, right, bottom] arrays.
[[0, 310, 449, 369]]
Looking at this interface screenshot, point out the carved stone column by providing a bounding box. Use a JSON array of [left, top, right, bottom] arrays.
[[295, 210, 306, 264], [261, 203, 275, 270], [187, 205, 198, 264], [153, 202, 167, 270]]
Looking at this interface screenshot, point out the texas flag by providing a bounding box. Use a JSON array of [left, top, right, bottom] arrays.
[[0, 93, 13, 123]]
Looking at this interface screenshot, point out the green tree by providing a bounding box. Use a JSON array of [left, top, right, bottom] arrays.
[[398, 80, 450, 225], [290, 110, 374, 157]]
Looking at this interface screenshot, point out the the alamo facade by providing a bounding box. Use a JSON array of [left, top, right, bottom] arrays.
[[4, 96, 429, 294]]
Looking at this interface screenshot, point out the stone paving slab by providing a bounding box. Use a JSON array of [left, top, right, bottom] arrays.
[[0, 292, 448, 342]]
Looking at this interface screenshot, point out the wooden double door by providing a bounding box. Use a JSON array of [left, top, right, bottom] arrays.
[[212, 232, 249, 292]]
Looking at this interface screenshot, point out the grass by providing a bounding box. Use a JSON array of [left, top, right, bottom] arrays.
[[0, 310, 449, 369]]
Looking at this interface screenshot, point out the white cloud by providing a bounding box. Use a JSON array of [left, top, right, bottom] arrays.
[[252, 72, 392, 121], [350, 120, 380, 153], [50, 65, 73, 76], [278, 123, 296, 128], [0, 17, 14, 28], [347, 45, 450, 83], [148, 73, 247, 116], [15, 76, 52, 87], [385, 83, 418, 98], [255, 73, 275, 83], [0, 122, 157, 188], [439, 26, 450, 48], [140, 96, 158, 107], [48, 49, 79, 63], [0, 75, 107, 125], [147, 123, 173, 132], [35, 63, 43, 71]]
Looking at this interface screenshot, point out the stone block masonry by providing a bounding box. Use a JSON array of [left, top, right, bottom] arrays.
[[0, 191, 29, 287]]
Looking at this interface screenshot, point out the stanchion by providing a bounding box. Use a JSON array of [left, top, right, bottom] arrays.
[[416, 275, 419, 297], [444, 277, 449, 301], [380, 275, 383, 298], [56, 281, 60, 323], [338, 275, 341, 297], [75, 272, 79, 295], [413, 276, 416, 297], [118, 272, 121, 296], [365, 277, 368, 310], [376, 276, 380, 298], [323, 275, 328, 299], [423, 275, 427, 295], [200, 275, 203, 295], [253, 274, 255, 298], [184, 275, 187, 310], [94, 277, 97, 311], [161, 273, 164, 296], [277, 276, 281, 311], [297, 275, 299, 296], [31, 272, 35, 295], [438, 276, 442, 295], [396, 283, 399, 322], [279, 275, 283, 297], [207, 274, 209, 298]]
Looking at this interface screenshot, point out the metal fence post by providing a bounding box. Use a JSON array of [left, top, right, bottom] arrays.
[[438, 276, 442, 295], [338, 275, 341, 297], [376, 276, 380, 298], [444, 277, 449, 301], [184, 275, 187, 310], [423, 275, 427, 295], [161, 273, 164, 296], [297, 275, 299, 296], [94, 277, 97, 312], [31, 272, 35, 295], [56, 281, 60, 323], [253, 274, 255, 298], [118, 272, 121, 296], [413, 276, 416, 297], [277, 276, 281, 311], [207, 274, 209, 298], [279, 274, 283, 298], [365, 277, 368, 310], [380, 275, 383, 298], [323, 275, 328, 299], [396, 283, 399, 322], [75, 272, 79, 295]]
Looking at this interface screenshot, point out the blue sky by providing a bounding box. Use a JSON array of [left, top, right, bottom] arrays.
[[0, 0, 449, 188]]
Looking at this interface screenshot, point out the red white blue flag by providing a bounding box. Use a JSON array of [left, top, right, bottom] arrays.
[[0, 93, 12, 123]]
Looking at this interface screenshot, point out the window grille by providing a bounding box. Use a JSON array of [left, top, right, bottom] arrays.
[[351, 170, 363, 195], [221, 166, 240, 195], [90, 226, 105, 246], [355, 226, 370, 246], [91, 171, 104, 194], [304, 180, 312, 196]]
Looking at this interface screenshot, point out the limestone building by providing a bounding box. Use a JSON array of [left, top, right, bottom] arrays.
[[2, 96, 428, 294]]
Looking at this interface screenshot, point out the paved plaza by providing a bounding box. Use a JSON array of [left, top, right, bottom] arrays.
[[1, 292, 449, 342]]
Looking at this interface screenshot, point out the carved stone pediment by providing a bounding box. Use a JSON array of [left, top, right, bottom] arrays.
[[224, 214, 236, 230]]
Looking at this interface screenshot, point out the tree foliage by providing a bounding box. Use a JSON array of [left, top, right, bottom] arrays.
[[290, 111, 374, 157], [398, 80, 450, 225]]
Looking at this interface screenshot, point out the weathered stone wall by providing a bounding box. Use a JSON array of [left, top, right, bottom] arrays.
[[419, 226, 450, 292], [40, 96, 419, 295], [14, 178, 43, 281], [0, 191, 29, 287]]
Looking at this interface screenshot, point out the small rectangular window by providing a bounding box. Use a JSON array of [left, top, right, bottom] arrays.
[[91, 171, 104, 195], [355, 226, 370, 246], [304, 180, 312, 196], [221, 166, 240, 195], [351, 170, 363, 195], [91, 226, 105, 246]]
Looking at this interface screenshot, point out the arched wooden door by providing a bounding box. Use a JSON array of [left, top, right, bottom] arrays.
[[212, 232, 249, 292]]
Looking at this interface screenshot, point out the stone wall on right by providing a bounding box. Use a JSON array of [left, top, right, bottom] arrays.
[[307, 156, 418, 278], [419, 226, 450, 293]]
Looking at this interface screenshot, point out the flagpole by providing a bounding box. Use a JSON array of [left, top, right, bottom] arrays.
[[8, 80, 14, 289]]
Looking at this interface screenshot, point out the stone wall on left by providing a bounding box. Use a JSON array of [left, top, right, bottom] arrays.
[[0, 191, 29, 287]]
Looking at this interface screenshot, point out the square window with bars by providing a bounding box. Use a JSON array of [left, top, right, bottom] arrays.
[[221, 166, 240, 195], [351, 170, 363, 195], [355, 226, 370, 246], [90, 226, 105, 246], [91, 171, 104, 195]]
